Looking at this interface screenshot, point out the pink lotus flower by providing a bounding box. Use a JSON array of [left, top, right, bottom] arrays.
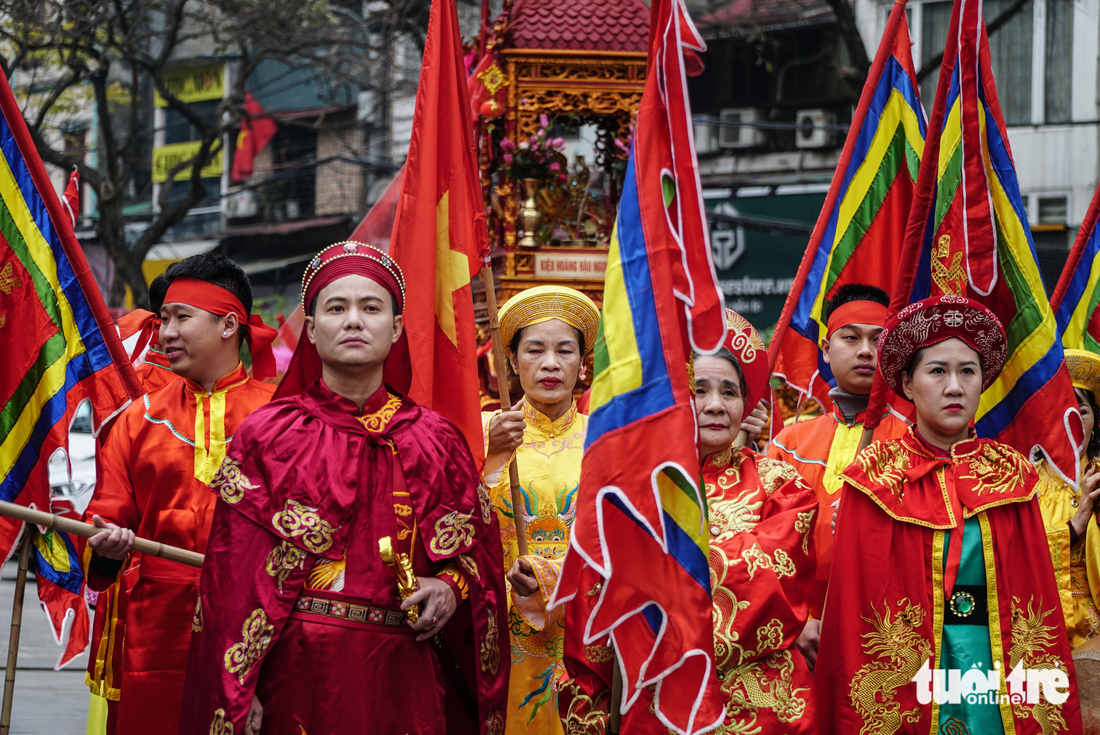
[[500, 138, 515, 151], [549, 162, 561, 172], [537, 128, 546, 138], [551, 137, 565, 149], [519, 141, 529, 150], [539, 114, 550, 128], [503, 153, 514, 166]]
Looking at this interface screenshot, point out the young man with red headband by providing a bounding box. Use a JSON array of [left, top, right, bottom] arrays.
[[179, 242, 509, 735], [83, 252, 278, 734], [767, 283, 909, 668]]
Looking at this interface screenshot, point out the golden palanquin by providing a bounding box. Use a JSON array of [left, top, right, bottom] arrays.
[[476, 0, 650, 306]]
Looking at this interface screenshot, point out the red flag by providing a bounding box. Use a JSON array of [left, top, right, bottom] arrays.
[[768, 4, 924, 415], [231, 93, 277, 182], [349, 166, 404, 250], [384, 0, 489, 464], [864, 0, 1082, 485], [62, 168, 80, 226]]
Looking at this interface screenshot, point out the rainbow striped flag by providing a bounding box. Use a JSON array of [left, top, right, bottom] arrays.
[[866, 0, 1082, 481], [769, 2, 924, 412], [552, 0, 726, 732], [0, 69, 139, 660], [1052, 182, 1100, 350]]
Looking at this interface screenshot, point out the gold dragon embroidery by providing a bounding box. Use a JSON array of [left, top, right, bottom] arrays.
[[849, 598, 931, 735], [756, 457, 802, 496], [707, 485, 763, 540], [855, 442, 911, 500], [560, 680, 610, 735], [192, 597, 203, 633], [481, 609, 500, 674], [1009, 596, 1067, 735], [963, 444, 1030, 496]]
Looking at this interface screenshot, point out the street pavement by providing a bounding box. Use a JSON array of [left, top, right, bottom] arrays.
[[0, 560, 90, 733]]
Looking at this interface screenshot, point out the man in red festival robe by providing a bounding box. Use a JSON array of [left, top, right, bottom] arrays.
[[180, 241, 510, 735], [768, 284, 908, 665], [87, 274, 173, 735], [84, 253, 279, 734]]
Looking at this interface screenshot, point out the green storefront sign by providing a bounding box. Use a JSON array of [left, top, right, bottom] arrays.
[[705, 188, 827, 332]]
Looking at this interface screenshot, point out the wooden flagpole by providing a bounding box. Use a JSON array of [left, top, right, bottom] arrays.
[[0, 530, 31, 735], [0, 502, 204, 569], [478, 265, 528, 556]]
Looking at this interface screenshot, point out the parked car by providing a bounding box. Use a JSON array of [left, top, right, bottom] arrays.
[[48, 402, 97, 516]]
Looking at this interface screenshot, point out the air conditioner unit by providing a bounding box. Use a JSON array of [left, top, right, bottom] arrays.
[[223, 189, 257, 219], [795, 109, 837, 149], [694, 115, 720, 155], [719, 108, 765, 149]]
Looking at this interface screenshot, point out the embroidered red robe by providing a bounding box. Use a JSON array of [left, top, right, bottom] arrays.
[[83, 363, 276, 734], [559, 448, 819, 733], [816, 429, 1083, 735], [179, 380, 510, 735]]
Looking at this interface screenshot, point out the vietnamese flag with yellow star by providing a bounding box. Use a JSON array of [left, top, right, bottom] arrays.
[[384, 0, 489, 464]]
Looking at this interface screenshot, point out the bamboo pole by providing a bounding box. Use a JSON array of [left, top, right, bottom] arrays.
[[609, 661, 624, 734], [0, 531, 31, 734], [0, 501, 204, 569], [478, 265, 529, 557]]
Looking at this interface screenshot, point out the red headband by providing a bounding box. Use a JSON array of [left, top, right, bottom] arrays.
[[163, 277, 279, 380], [826, 301, 888, 339], [118, 309, 162, 362]]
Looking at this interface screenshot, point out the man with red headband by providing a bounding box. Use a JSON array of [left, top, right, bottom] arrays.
[[180, 241, 509, 735], [86, 274, 175, 735], [84, 252, 278, 734], [767, 284, 909, 667]]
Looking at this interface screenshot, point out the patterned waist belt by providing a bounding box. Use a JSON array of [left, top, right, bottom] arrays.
[[291, 593, 409, 631]]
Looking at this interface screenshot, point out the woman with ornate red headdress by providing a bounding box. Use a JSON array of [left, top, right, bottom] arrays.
[[559, 310, 819, 733], [815, 295, 1082, 735], [179, 241, 509, 735]]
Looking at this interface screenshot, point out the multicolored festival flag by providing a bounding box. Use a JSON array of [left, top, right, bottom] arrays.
[[384, 0, 490, 463], [769, 2, 924, 412], [0, 70, 140, 663], [866, 0, 1082, 481], [552, 0, 727, 732], [1052, 181, 1100, 351]]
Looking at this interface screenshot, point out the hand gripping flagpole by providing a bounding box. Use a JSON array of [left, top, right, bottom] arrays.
[[478, 262, 529, 557], [0, 502, 204, 568]]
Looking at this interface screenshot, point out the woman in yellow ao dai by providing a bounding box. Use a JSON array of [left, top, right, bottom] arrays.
[[1036, 348, 1100, 647], [482, 285, 600, 735]]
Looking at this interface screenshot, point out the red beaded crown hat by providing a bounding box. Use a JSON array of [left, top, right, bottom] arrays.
[[276, 241, 407, 399], [877, 295, 1007, 397]]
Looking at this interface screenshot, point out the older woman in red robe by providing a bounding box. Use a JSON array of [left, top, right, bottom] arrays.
[[180, 242, 509, 735], [559, 310, 819, 733]]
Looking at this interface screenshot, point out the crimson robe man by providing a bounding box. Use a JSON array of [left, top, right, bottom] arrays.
[[84, 253, 279, 734], [180, 242, 509, 735]]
